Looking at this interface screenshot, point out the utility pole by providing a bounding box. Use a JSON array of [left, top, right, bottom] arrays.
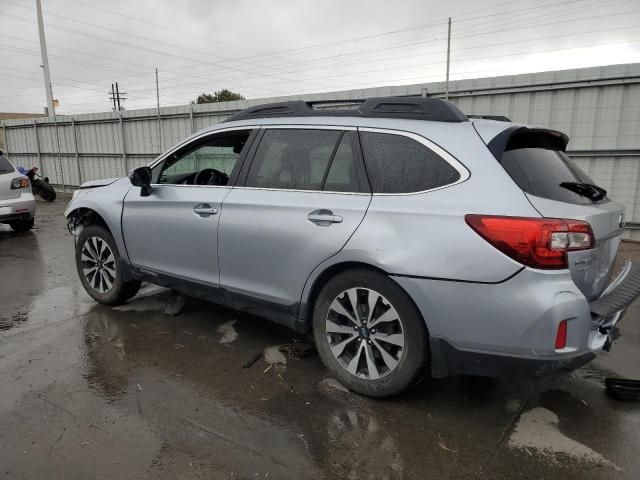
[[155, 68, 162, 150], [35, 0, 55, 116], [35, 0, 65, 192], [445, 17, 452, 100], [110, 84, 117, 110], [108, 82, 127, 111], [115, 82, 126, 110]]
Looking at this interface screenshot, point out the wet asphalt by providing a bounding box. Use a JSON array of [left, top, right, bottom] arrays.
[[1, 200, 639, 480]]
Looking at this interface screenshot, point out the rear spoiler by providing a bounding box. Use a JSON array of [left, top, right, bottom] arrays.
[[486, 126, 569, 161]]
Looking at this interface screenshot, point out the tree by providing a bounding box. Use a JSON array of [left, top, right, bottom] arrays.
[[192, 89, 245, 104]]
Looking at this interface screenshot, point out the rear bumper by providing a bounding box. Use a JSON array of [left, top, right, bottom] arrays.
[[393, 262, 640, 380], [430, 337, 596, 379], [0, 193, 36, 224]]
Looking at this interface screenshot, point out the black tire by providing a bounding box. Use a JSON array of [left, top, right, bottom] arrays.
[[75, 225, 141, 305], [9, 217, 34, 232], [312, 269, 429, 398], [34, 179, 56, 201]]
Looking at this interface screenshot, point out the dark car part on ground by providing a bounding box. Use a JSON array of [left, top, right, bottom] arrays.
[[605, 378, 640, 401]]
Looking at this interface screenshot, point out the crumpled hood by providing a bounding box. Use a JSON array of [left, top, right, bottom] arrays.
[[78, 177, 121, 189]]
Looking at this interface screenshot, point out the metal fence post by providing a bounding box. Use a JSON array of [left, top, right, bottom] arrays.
[[33, 120, 43, 178], [71, 117, 82, 185], [1, 122, 7, 154], [119, 113, 127, 175], [190, 104, 195, 134]]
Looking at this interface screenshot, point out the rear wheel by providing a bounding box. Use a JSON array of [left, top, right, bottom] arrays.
[[33, 179, 56, 201], [9, 218, 34, 232], [76, 225, 141, 304], [312, 269, 429, 397]]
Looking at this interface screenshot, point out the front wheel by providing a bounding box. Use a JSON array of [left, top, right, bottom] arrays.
[[312, 269, 429, 398], [75, 225, 141, 304]]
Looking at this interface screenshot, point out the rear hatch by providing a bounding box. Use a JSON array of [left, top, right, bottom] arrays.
[[486, 125, 623, 301], [0, 154, 20, 201]]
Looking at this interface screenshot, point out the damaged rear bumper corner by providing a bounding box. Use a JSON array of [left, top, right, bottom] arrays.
[[588, 260, 640, 351]]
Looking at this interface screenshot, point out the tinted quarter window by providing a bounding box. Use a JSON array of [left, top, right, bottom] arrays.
[[359, 132, 460, 193], [501, 148, 605, 205], [246, 129, 342, 191], [0, 154, 14, 174]]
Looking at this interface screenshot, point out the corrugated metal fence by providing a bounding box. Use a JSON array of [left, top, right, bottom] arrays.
[[3, 63, 640, 238]]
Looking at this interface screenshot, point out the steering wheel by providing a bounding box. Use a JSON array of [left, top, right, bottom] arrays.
[[193, 168, 228, 186]]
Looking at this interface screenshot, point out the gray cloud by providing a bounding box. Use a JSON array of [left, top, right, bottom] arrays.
[[0, 0, 639, 114]]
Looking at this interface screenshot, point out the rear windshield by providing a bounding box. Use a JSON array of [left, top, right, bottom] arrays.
[[500, 148, 606, 205], [0, 154, 14, 174]]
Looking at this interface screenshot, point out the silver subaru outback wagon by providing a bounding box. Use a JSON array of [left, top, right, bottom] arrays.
[[65, 97, 640, 397]]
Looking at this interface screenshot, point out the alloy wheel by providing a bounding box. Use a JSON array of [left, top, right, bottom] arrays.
[[80, 236, 116, 293], [326, 287, 405, 380]]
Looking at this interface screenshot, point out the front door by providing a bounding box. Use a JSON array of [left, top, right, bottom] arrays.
[[219, 127, 371, 312], [122, 128, 254, 287]]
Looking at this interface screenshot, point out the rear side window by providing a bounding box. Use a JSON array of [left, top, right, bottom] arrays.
[[245, 129, 363, 192], [359, 132, 460, 193], [501, 148, 605, 205], [0, 154, 14, 174]]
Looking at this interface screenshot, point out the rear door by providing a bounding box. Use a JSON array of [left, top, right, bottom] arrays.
[[218, 126, 371, 311], [499, 141, 623, 300]]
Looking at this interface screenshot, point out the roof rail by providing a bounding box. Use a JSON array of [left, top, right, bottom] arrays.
[[223, 97, 468, 123], [467, 114, 512, 122]]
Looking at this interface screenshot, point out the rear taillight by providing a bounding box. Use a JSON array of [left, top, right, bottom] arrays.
[[465, 215, 594, 269], [10, 177, 30, 189]]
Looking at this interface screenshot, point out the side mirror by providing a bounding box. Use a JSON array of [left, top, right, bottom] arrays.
[[129, 166, 152, 197]]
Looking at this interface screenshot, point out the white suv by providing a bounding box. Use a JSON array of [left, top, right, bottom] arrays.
[[0, 152, 36, 232]]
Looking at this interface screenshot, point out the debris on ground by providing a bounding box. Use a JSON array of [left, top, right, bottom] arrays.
[[164, 291, 188, 316], [217, 319, 238, 344], [318, 378, 349, 395], [282, 342, 315, 359], [242, 352, 263, 368], [437, 434, 458, 454], [605, 378, 640, 401], [263, 346, 287, 366]]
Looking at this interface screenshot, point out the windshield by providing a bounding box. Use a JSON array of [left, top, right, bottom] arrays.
[[0, 154, 14, 174], [500, 148, 606, 205]]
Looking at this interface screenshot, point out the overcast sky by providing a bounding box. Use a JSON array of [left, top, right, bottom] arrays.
[[1, 0, 639, 115]]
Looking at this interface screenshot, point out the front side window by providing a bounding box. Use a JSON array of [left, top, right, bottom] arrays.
[[156, 130, 251, 186], [245, 129, 363, 192], [359, 131, 461, 194]]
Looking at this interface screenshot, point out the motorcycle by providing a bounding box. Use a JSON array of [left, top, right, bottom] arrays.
[[17, 166, 56, 202]]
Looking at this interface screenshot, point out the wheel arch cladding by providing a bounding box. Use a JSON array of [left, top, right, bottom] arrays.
[[300, 261, 427, 333], [68, 207, 110, 232]]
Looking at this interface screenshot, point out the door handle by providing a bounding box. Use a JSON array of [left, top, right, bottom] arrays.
[[308, 209, 343, 225], [193, 204, 218, 217]]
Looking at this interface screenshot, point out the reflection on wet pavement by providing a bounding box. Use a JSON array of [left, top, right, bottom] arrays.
[[1, 201, 639, 479]]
